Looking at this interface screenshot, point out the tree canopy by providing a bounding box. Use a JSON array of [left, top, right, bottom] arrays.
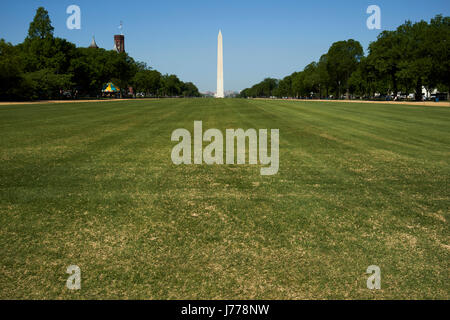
[[241, 15, 450, 101], [0, 7, 200, 101], [27, 7, 54, 40]]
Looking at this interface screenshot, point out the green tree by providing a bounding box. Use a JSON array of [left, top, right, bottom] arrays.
[[0, 6, 201, 101], [0, 40, 28, 100], [110, 52, 138, 97], [326, 39, 363, 99], [426, 15, 450, 99], [24, 69, 72, 100], [368, 16, 450, 100], [291, 72, 306, 98], [133, 70, 162, 96], [396, 21, 430, 100], [259, 78, 278, 97], [160, 74, 182, 96], [368, 30, 403, 96], [241, 15, 449, 101], [276, 75, 293, 98], [27, 7, 54, 40], [303, 62, 320, 97], [317, 54, 331, 98], [181, 82, 201, 97]]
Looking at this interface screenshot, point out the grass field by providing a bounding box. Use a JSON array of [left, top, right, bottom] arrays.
[[0, 98, 449, 299]]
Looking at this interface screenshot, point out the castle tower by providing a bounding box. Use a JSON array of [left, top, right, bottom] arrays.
[[114, 35, 125, 53], [114, 21, 125, 53]]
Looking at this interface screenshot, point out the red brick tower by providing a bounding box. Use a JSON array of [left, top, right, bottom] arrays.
[[114, 35, 125, 53]]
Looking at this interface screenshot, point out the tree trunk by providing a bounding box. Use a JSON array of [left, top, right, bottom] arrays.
[[448, 83, 450, 101], [415, 78, 423, 101], [392, 72, 398, 96]]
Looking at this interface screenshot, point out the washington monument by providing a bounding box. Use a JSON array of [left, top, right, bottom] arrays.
[[216, 30, 224, 98]]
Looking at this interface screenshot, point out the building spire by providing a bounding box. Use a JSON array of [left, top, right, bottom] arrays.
[[89, 36, 99, 48], [119, 21, 124, 35]]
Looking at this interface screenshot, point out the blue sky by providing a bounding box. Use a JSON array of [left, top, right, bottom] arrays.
[[1, 0, 449, 92]]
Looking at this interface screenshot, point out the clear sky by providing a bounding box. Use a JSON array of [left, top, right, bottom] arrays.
[[1, 0, 449, 92]]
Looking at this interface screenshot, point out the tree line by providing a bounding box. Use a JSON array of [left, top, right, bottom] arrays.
[[0, 7, 201, 101], [240, 15, 449, 101]]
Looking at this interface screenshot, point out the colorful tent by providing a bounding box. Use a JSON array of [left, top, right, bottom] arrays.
[[102, 82, 120, 93]]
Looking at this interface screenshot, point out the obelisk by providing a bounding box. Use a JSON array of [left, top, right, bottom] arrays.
[[216, 30, 224, 98]]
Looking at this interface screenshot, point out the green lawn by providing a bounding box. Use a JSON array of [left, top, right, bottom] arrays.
[[0, 98, 449, 299]]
